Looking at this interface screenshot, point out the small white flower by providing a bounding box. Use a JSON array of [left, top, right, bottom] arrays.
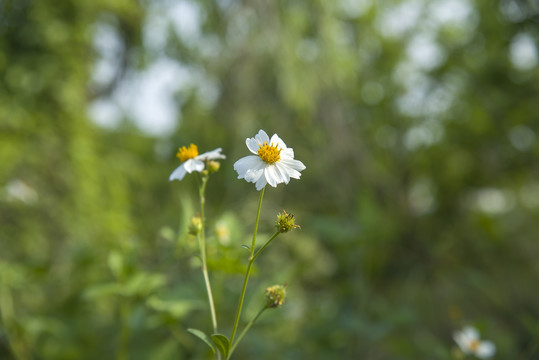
[[169, 144, 225, 181], [6, 179, 38, 204], [234, 130, 306, 191], [454, 326, 496, 359]]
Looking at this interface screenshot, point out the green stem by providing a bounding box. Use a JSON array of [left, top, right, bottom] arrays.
[[198, 175, 219, 335], [117, 299, 131, 360], [225, 232, 279, 359], [0, 283, 31, 360], [252, 232, 280, 262], [228, 307, 267, 359], [229, 187, 265, 346]]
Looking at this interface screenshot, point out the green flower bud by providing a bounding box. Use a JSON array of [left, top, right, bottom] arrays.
[[276, 210, 300, 233], [188, 215, 203, 236], [265, 284, 287, 308], [207, 160, 221, 173]]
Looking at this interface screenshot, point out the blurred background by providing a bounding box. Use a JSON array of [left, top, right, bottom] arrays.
[[1, 0, 539, 358]]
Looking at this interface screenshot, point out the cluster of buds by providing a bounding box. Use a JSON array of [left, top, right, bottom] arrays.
[[265, 284, 287, 308], [188, 215, 203, 236], [201, 160, 221, 177], [206, 160, 221, 174], [275, 210, 300, 233]]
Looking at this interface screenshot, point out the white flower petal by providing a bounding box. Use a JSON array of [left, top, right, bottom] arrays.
[[197, 147, 226, 160], [183, 159, 205, 173], [255, 174, 267, 190], [254, 129, 269, 144], [462, 327, 480, 342], [272, 164, 285, 183], [275, 163, 290, 184], [169, 164, 187, 181], [270, 133, 287, 149], [245, 168, 264, 183], [234, 155, 263, 179], [476, 341, 496, 358], [454, 333, 470, 353], [235, 156, 266, 183], [265, 165, 283, 187], [289, 168, 302, 179], [246, 138, 260, 154], [279, 158, 306, 175], [282, 147, 294, 158]]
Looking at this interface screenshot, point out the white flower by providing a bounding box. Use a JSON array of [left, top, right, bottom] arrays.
[[454, 326, 496, 359], [6, 179, 38, 204], [234, 130, 306, 191], [169, 144, 225, 181]]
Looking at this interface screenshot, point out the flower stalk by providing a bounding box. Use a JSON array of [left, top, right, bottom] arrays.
[[229, 187, 266, 346], [228, 307, 267, 359], [228, 284, 286, 359], [197, 174, 219, 335], [252, 232, 280, 262]]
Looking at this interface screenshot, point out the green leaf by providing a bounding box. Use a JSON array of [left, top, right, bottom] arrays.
[[211, 333, 230, 359], [146, 296, 198, 318], [123, 272, 167, 296], [240, 245, 250, 251], [107, 250, 124, 279], [83, 283, 123, 299], [187, 328, 216, 354]]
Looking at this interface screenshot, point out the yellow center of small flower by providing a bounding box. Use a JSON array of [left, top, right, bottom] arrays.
[[177, 144, 199, 162], [469, 339, 480, 352], [257, 142, 281, 164]]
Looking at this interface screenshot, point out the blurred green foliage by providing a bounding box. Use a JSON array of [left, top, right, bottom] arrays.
[[1, 0, 539, 359]]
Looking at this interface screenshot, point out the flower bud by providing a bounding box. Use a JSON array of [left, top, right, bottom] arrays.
[[276, 210, 300, 233], [207, 160, 221, 174], [265, 284, 287, 308], [188, 215, 203, 236]]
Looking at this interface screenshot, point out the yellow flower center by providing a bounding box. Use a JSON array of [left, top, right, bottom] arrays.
[[469, 339, 480, 352], [257, 142, 281, 164], [177, 144, 199, 162]]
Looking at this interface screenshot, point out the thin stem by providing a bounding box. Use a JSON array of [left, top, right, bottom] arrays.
[[198, 175, 219, 335], [252, 232, 280, 262], [226, 232, 278, 359], [117, 300, 131, 360], [229, 187, 265, 346], [228, 307, 267, 359], [0, 283, 31, 360]]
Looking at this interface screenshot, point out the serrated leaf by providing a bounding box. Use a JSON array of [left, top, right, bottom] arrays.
[[187, 328, 216, 354], [211, 333, 230, 359]]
